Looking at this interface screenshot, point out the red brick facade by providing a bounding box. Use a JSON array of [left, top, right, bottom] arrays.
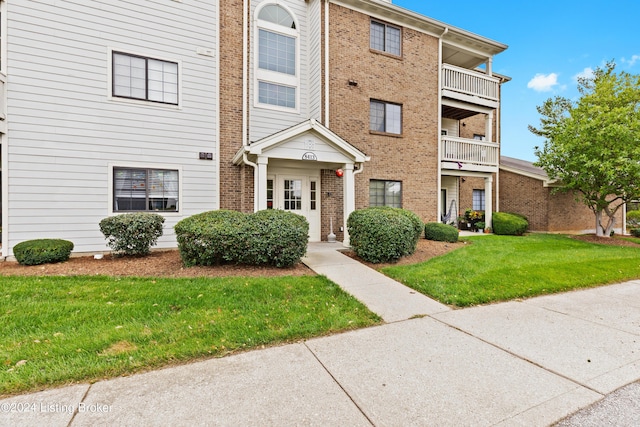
[[327, 4, 440, 223]]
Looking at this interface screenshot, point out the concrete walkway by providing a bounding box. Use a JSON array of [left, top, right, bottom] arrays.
[[2, 243, 640, 426]]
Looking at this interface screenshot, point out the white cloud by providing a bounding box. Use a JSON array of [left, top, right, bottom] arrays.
[[573, 67, 594, 82], [527, 73, 559, 92], [622, 54, 640, 68]]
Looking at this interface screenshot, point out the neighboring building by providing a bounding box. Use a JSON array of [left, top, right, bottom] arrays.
[[0, 0, 509, 257], [499, 156, 625, 234]]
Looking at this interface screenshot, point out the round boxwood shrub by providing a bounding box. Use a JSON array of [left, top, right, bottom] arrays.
[[347, 207, 420, 264], [99, 213, 164, 256], [13, 239, 74, 266], [174, 209, 309, 268], [240, 210, 309, 267], [424, 222, 459, 243], [630, 228, 640, 238], [492, 212, 529, 236], [174, 210, 246, 266]]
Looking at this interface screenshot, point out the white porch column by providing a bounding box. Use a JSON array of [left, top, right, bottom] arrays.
[[256, 156, 268, 212], [486, 111, 493, 142], [342, 163, 355, 247], [484, 175, 493, 231]]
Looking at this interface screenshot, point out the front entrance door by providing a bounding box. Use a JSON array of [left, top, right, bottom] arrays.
[[276, 175, 321, 242]]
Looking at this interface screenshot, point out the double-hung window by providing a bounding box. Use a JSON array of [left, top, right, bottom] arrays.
[[370, 20, 401, 56], [112, 52, 178, 105], [256, 4, 298, 109], [370, 100, 402, 135], [114, 167, 179, 212], [472, 189, 486, 211], [369, 180, 402, 208]]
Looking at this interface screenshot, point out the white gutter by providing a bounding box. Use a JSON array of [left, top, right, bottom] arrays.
[[324, 0, 330, 127]]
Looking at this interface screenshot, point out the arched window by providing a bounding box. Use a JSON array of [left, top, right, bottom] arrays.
[[256, 4, 298, 110]]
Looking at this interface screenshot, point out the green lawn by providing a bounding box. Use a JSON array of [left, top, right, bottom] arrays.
[[0, 275, 380, 396], [382, 233, 640, 307]]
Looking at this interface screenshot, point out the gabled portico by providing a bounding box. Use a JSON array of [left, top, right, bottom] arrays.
[[233, 119, 369, 245]]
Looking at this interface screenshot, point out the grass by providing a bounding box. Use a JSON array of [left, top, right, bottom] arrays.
[[382, 233, 640, 307], [0, 275, 380, 396]]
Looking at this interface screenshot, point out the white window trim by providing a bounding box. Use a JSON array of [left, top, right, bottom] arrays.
[[108, 162, 183, 216], [107, 47, 183, 110], [253, 3, 300, 113]]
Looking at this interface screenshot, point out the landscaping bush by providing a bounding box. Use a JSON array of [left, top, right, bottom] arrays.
[[347, 207, 420, 263], [174, 209, 309, 268], [99, 213, 165, 256], [630, 228, 640, 238], [174, 210, 246, 266], [424, 222, 459, 243], [240, 210, 309, 267], [627, 210, 640, 228], [492, 212, 529, 236], [13, 239, 74, 266]]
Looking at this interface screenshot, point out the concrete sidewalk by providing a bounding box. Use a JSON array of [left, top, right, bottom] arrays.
[[2, 244, 639, 426]]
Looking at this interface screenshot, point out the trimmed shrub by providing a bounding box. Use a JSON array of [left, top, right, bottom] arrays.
[[627, 210, 640, 228], [630, 228, 640, 238], [492, 212, 529, 236], [174, 209, 309, 268], [13, 239, 74, 266], [99, 213, 165, 256], [424, 222, 459, 243], [347, 207, 419, 263], [174, 210, 246, 266], [241, 210, 309, 267], [398, 208, 424, 242]]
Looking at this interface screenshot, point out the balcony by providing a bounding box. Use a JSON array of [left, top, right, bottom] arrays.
[[440, 136, 499, 172], [442, 64, 500, 109]]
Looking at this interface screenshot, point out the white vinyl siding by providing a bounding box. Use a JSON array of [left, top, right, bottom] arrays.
[[441, 118, 459, 137], [5, 0, 219, 255], [250, 0, 309, 142], [307, 0, 322, 120]]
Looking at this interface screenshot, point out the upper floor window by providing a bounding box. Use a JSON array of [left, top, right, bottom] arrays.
[[256, 4, 298, 110], [370, 100, 402, 135], [114, 167, 179, 212], [370, 20, 401, 56], [369, 180, 402, 208], [112, 52, 178, 105]]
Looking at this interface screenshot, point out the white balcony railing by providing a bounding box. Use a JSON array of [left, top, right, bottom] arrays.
[[440, 136, 499, 168], [442, 64, 499, 102]]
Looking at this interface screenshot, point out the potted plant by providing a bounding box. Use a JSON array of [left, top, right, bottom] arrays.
[[476, 221, 485, 233]]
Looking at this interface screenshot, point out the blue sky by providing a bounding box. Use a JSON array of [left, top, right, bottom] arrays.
[[393, 0, 640, 161]]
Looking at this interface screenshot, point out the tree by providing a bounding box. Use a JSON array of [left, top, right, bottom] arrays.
[[530, 62, 640, 237]]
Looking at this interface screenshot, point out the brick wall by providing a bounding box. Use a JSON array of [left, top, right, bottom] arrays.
[[498, 169, 624, 233], [321, 169, 345, 241], [327, 4, 440, 222], [219, 0, 250, 212]]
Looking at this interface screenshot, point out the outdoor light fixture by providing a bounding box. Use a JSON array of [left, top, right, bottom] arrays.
[[335, 169, 344, 177]]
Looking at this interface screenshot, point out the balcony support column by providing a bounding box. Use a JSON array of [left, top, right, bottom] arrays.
[[486, 111, 493, 142], [484, 175, 493, 231]]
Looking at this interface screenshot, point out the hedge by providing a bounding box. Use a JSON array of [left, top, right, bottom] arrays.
[[13, 239, 74, 266], [424, 222, 459, 243], [174, 209, 308, 268], [627, 210, 640, 228], [492, 212, 529, 236], [347, 207, 421, 263]]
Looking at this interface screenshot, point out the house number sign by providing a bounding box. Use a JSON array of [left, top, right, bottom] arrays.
[[302, 152, 318, 161]]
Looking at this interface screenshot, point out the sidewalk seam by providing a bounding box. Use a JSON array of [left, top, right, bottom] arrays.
[[429, 315, 605, 396], [66, 383, 92, 427], [303, 341, 376, 427]]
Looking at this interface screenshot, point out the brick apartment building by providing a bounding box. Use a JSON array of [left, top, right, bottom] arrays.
[[0, 0, 509, 257]]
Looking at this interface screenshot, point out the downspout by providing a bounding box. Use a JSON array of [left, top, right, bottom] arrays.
[[324, 0, 330, 127], [437, 27, 448, 222], [243, 0, 258, 211]]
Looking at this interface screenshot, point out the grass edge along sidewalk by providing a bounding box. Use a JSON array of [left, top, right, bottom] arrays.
[[0, 275, 380, 397], [383, 233, 640, 307]]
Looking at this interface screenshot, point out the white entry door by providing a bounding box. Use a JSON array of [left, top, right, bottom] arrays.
[[276, 175, 321, 242]]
